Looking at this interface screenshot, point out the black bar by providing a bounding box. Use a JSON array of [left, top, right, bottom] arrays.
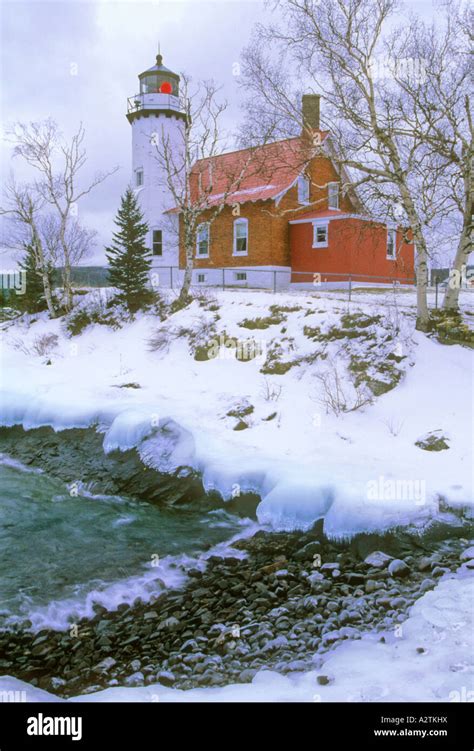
[[0, 701, 472, 748]]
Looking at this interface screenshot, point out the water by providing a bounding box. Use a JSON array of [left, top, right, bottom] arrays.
[[0, 460, 252, 631]]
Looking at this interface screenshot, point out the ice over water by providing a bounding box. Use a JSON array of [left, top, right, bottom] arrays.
[[0, 388, 466, 539]]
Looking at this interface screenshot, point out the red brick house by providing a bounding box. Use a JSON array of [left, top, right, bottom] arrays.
[[173, 95, 414, 289]]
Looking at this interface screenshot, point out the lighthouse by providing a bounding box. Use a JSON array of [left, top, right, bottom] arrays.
[[126, 53, 186, 278]]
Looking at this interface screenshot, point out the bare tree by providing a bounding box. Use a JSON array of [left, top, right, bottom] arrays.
[[0, 178, 57, 317], [153, 75, 270, 306], [239, 0, 439, 329], [390, 1, 472, 311], [6, 119, 117, 311]]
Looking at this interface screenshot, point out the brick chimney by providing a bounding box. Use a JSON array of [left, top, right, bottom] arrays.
[[302, 94, 320, 133]]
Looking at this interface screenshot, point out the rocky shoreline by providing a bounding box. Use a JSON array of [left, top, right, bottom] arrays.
[[1, 523, 471, 698], [0, 425, 259, 516]]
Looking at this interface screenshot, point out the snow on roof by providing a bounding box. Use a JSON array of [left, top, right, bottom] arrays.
[[165, 133, 329, 212]]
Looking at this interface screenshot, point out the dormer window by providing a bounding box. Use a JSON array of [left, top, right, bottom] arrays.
[[328, 182, 339, 210], [298, 176, 310, 204]]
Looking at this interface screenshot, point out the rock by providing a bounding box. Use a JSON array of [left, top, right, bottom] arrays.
[[339, 626, 360, 639], [294, 542, 321, 561], [157, 670, 176, 687], [365, 579, 380, 594], [388, 559, 410, 578], [343, 572, 366, 585], [322, 630, 341, 644], [268, 606, 290, 619], [308, 572, 324, 587], [460, 546, 474, 561], [286, 659, 307, 672], [418, 556, 434, 571], [390, 597, 407, 609], [415, 430, 449, 452], [233, 420, 249, 431], [317, 675, 332, 686], [93, 657, 116, 673], [239, 668, 258, 682], [124, 671, 144, 687], [419, 579, 434, 593], [364, 551, 393, 568], [130, 659, 141, 672], [321, 562, 340, 571], [261, 635, 288, 653], [431, 566, 451, 578], [463, 560, 474, 569], [181, 639, 199, 653], [143, 611, 159, 620], [159, 616, 180, 631]]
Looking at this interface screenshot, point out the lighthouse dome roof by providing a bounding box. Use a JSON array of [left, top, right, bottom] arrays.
[[139, 54, 179, 81]]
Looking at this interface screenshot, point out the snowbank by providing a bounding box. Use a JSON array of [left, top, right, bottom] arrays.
[[0, 290, 472, 537]]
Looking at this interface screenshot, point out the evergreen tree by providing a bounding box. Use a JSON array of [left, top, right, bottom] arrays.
[[17, 242, 50, 313], [105, 188, 152, 314]]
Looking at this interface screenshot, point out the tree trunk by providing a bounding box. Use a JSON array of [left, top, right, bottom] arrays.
[[397, 182, 430, 330], [178, 243, 193, 306], [32, 231, 56, 318], [41, 267, 56, 319], [443, 173, 472, 312]]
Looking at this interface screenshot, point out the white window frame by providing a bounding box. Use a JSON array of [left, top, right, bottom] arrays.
[[135, 168, 144, 187], [233, 218, 249, 256], [312, 220, 329, 248], [235, 272, 247, 281], [297, 175, 310, 205], [387, 227, 397, 260], [328, 182, 339, 210], [196, 222, 210, 258], [151, 228, 163, 256]]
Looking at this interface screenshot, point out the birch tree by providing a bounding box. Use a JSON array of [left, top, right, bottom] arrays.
[[0, 178, 57, 317], [240, 0, 437, 329], [390, 1, 472, 311], [7, 120, 117, 311]]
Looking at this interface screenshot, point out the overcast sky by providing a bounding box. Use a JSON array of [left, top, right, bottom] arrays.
[[0, 0, 441, 265]]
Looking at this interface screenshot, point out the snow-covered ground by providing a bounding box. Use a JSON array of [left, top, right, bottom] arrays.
[[2, 559, 472, 703], [0, 287, 472, 537]]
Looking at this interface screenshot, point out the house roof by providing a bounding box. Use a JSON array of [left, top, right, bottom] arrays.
[[289, 209, 352, 223], [165, 133, 329, 213]]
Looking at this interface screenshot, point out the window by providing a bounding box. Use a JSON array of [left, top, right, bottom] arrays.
[[235, 272, 247, 281], [312, 221, 328, 248], [298, 176, 310, 204], [328, 182, 339, 210], [233, 218, 248, 255], [387, 228, 396, 259], [136, 169, 144, 187], [197, 273, 206, 283], [196, 223, 209, 257], [152, 230, 163, 256]]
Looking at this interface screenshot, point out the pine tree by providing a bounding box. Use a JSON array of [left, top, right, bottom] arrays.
[[105, 188, 152, 314], [17, 243, 50, 313]]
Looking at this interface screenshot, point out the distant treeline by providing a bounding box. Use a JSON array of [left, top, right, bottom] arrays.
[[52, 266, 110, 288]]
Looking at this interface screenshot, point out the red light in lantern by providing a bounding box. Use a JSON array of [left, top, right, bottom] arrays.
[[160, 82, 172, 94]]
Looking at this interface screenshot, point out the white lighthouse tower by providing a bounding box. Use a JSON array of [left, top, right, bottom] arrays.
[[126, 52, 186, 283]]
